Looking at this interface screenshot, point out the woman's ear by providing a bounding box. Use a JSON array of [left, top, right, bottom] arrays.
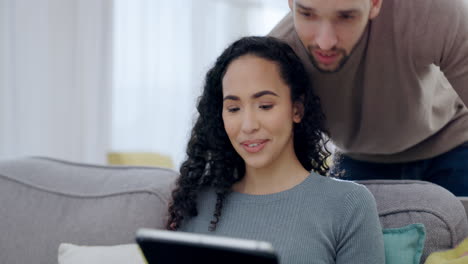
[[293, 99, 304, 123]]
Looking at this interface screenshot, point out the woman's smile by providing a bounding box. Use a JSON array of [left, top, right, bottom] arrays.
[[240, 139, 270, 153]]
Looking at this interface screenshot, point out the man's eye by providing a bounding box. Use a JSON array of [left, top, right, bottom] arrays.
[[227, 107, 240, 113], [300, 11, 319, 21], [259, 105, 273, 110], [339, 14, 355, 20], [298, 11, 315, 19]]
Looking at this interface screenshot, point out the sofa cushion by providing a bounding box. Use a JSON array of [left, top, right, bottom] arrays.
[[383, 223, 426, 264], [0, 157, 177, 264], [358, 180, 468, 263], [58, 243, 145, 264]]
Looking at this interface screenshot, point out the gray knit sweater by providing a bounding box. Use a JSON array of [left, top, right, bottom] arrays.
[[180, 173, 385, 264]]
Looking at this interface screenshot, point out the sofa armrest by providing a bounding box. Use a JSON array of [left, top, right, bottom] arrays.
[[459, 197, 468, 219], [0, 157, 178, 264], [358, 180, 468, 263]]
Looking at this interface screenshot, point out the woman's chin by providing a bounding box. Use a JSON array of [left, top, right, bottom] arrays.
[[243, 157, 271, 170]]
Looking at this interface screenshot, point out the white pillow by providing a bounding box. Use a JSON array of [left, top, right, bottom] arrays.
[[58, 243, 147, 264]]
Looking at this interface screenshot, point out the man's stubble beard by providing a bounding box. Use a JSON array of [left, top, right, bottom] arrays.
[[304, 21, 371, 74], [307, 46, 350, 74]]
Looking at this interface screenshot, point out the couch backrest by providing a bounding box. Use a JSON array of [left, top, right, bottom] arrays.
[[0, 157, 177, 264], [358, 180, 468, 263], [2, 157, 467, 264]]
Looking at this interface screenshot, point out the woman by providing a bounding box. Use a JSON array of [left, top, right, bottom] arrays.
[[167, 36, 384, 263]]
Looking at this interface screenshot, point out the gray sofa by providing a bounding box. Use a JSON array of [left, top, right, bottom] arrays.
[[1, 157, 467, 264]]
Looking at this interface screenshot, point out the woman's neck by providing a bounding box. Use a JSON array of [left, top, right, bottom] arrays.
[[233, 155, 310, 195]]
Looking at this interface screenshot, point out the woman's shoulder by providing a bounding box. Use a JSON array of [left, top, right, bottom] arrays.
[[310, 173, 371, 194], [305, 173, 376, 208]]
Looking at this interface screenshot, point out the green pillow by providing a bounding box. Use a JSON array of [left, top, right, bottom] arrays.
[[383, 223, 426, 264]]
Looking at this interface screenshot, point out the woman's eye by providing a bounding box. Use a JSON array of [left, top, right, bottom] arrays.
[[259, 105, 273, 110], [227, 107, 240, 113]]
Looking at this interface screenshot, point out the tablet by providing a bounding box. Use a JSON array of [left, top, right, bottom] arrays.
[[135, 228, 279, 264]]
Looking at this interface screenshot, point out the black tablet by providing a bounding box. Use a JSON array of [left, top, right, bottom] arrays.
[[136, 228, 279, 264]]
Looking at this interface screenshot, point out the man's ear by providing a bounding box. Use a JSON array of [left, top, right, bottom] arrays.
[[288, 0, 293, 11], [369, 0, 382, 19], [293, 100, 304, 124]]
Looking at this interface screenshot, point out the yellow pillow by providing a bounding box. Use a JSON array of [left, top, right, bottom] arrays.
[[107, 152, 173, 168], [425, 237, 468, 264]]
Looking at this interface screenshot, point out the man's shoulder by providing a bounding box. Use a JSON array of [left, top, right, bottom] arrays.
[[267, 12, 313, 71], [377, 0, 461, 26], [267, 12, 295, 44], [371, 0, 466, 57]]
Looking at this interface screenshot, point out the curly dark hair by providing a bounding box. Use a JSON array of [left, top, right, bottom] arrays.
[[167, 36, 330, 231]]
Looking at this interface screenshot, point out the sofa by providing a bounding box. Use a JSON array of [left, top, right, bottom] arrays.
[[1, 157, 467, 264]]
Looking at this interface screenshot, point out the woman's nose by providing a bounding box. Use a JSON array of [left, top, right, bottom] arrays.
[[241, 110, 260, 134]]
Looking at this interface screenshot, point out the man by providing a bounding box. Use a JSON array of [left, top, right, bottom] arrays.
[[269, 0, 468, 195]]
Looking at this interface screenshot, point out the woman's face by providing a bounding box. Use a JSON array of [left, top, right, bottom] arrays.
[[221, 55, 302, 170]]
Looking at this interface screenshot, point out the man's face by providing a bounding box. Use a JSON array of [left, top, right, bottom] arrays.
[[289, 0, 381, 73]]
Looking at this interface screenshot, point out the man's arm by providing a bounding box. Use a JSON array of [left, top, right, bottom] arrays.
[[429, 0, 468, 105]]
